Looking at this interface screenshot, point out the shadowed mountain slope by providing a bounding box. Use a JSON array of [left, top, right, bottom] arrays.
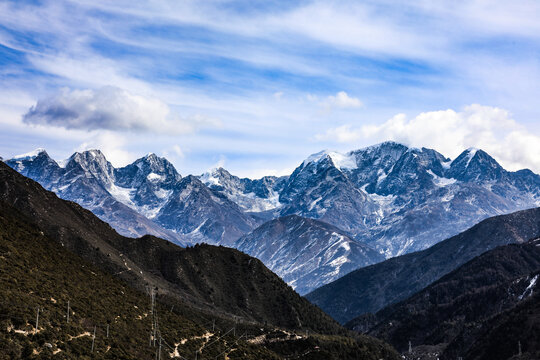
[[306, 207, 540, 323]]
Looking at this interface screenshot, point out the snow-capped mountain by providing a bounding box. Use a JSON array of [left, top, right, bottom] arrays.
[[5, 149, 260, 246], [5, 141, 540, 292], [114, 153, 181, 218], [6, 149, 187, 245], [266, 142, 540, 257], [278, 151, 380, 235], [236, 215, 384, 294]]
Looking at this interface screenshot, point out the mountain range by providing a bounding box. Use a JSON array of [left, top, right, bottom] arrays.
[[5, 141, 540, 294]]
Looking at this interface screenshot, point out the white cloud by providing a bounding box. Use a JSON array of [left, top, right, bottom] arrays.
[[325, 91, 363, 109], [316, 104, 540, 173], [22, 86, 220, 135], [314, 124, 363, 143], [308, 91, 363, 113]]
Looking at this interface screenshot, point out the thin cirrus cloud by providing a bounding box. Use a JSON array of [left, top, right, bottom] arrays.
[[315, 104, 540, 173], [22, 87, 221, 135]]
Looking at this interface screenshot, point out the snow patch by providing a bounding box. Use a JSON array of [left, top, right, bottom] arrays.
[[303, 150, 357, 170], [328, 151, 357, 170], [155, 188, 172, 200], [107, 184, 135, 207], [441, 160, 452, 169], [146, 172, 163, 181], [200, 171, 221, 186], [427, 170, 457, 187], [465, 148, 479, 167]]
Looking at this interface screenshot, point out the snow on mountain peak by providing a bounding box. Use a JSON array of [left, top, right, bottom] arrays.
[[303, 150, 357, 171], [83, 149, 103, 158], [13, 148, 47, 160], [356, 141, 408, 153], [200, 168, 223, 186]]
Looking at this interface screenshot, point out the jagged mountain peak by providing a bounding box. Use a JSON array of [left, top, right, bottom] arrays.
[[67, 149, 111, 171], [115, 152, 181, 191], [182, 173, 204, 184], [144, 152, 158, 159], [65, 149, 115, 185], [448, 147, 505, 181], [200, 167, 284, 213], [200, 166, 234, 185], [357, 140, 408, 153], [134, 153, 179, 175], [5, 148, 60, 182], [70, 148, 106, 160], [373, 146, 449, 196], [137, 152, 174, 169]]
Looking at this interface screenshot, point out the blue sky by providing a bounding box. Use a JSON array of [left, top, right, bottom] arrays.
[[1, 0, 539, 177]]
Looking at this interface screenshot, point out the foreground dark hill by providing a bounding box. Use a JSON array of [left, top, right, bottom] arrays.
[[0, 203, 277, 359], [235, 215, 384, 295], [0, 161, 399, 359], [0, 160, 329, 331], [306, 207, 540, 323], [348, 239, 540, 359]]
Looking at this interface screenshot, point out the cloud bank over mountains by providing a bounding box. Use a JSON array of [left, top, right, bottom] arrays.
[[316, 104, 540, 173]]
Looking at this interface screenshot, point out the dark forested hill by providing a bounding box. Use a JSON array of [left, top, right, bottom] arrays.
[[347, 239, 540, 359]]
